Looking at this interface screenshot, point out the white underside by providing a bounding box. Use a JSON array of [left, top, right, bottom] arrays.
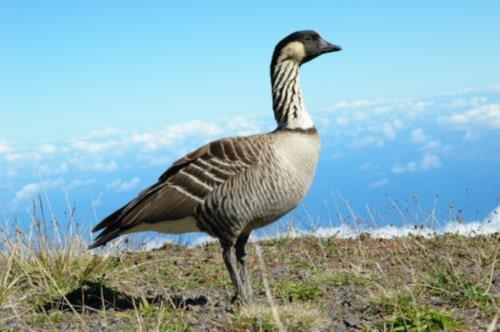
[[124, 217, 200, 235]]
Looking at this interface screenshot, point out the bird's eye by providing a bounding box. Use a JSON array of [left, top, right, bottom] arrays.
[[304, 35, 312, 41]]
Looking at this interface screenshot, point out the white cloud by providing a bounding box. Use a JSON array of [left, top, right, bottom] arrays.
[[371, 178, 389, 187], [13, 178, 64, 205], [277, 205, 500, 240], [391, 164, 406, 174], [68, 178, 96, 189], [350, 136, 384, 149], [39, 144, 56, 154], [410, 129, 441, 151], [5, 153, 30, 162], [0, 141, 10, 154], [421, 140, 441, 150], [373, 107, 391, 114], [107, 177, 140, 192], [382, 122, 396, 139], [442, 206, 500, 235], [392, 153, 441, 174], [443, 87, 480, 96], [130, 120, 224, 151], [333, 99, 382, 110], [226, 117, 262, 136], [420, 153, 441, 170], [411, 128, 428, 144], [94, 161, 118, 172], [335, 115, 350, 126], [73, 139, 123, 153], [85, 127, 122, 139], [438, 104, 500, 130], [71, 160, 119, 172]]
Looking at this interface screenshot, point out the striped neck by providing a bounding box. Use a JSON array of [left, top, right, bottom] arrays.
[[271, 60, 314, 130]]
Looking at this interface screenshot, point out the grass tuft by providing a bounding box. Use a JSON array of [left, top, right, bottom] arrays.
[[370, 292, 462, 331], [232, 303, 329, 331]]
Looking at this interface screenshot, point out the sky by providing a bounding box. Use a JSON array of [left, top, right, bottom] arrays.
[[0, 1, 499, 239]]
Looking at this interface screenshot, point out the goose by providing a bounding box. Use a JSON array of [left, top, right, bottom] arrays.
[[89, 30, 341, 304]]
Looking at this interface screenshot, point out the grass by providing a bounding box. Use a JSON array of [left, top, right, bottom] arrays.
[[369, 292, 462, 331], [0, 200, 498, 330], [232, 303, 329, 331]]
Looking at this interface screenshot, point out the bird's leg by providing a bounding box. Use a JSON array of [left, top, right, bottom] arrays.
[[235, 232, 252, 303], [221, 242, 245, 304]]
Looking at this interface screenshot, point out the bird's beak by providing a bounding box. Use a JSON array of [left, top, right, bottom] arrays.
[[319, 38, 342, 53]]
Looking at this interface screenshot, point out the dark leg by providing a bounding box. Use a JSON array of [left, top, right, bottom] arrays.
[[235, 232, 252, 303], [221, 242, 244, 304]]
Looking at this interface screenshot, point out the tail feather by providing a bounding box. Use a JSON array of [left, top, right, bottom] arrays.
[[91, 207, 125, 233], [88, 228, 122, 249], [89, 207, 128, 249]]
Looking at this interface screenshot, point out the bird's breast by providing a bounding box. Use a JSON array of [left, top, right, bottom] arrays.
[[272, 130, 321, 199]]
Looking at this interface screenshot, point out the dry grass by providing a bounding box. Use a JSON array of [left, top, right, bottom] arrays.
[[232, 303, 329, 331], [0, 201, 498, 331]]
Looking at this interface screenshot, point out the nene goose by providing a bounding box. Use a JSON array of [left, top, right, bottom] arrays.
[[90, 30, 341, 304]]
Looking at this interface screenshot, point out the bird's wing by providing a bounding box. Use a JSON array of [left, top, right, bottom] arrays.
[[89, 135, 264, 248]]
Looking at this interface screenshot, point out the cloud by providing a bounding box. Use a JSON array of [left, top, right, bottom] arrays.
[[350, 136, 384, 149], [133, 120, 223, 151], [13, 178, 64, 205], [4, 153, 30, 163], [74, 120, 225, 153], [371, 178, 389, 187], [332, 99, 382, 110], [107, 177, 141, 192], [335, 115, 350, 126], [443, 87, 480, 96], [410, 128, 428, 144], [225, 117, 263, 136], [85, 127, 122, 139], [420, 153, 441, 170], [382, 122, 396, 139], [438, 104, 500, 130], [73, 160, 119, 172], [0, 141, 10, 154], [282, 205, 500, 240], [68, 178, 96, 189], [39, 144, 56, 154], [392, 153, 441, 174], [73, 139, 123, 153], [410, 129, 441, 151]]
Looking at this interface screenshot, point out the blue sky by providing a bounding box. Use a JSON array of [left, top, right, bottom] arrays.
[[1, 2, 499, 236]]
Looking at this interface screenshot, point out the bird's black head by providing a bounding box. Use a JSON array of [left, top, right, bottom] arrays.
[[271, 30, 341, 68]]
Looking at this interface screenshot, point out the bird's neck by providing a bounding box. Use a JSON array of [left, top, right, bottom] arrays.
[[271, 60, 314, 130]]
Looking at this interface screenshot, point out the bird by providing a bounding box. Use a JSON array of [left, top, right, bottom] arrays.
[[89, 30, 341, 304]]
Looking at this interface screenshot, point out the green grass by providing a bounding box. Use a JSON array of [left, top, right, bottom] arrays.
[[419, 269, 496, 314], [369, 292, 462, 331], [273, 279, 324, 302]]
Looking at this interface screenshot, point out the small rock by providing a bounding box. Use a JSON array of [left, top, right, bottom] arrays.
[[344, 315, 361, 328], [430, 296, 444, 305], [333, 322, 348, 332]]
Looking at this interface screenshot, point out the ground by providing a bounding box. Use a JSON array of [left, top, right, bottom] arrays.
[[0, 227, 498, 331]]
